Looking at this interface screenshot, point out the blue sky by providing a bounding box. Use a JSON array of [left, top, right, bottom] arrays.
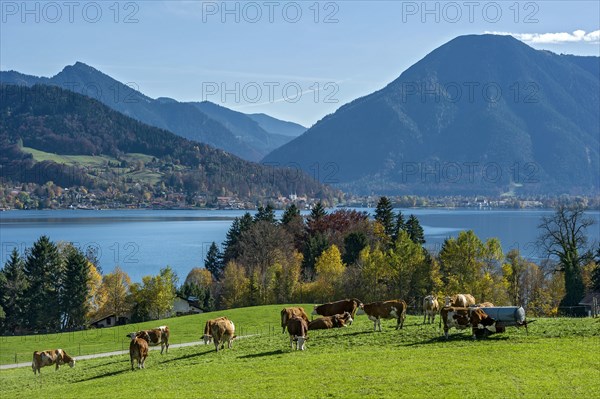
[[1, 1, 599, 126]]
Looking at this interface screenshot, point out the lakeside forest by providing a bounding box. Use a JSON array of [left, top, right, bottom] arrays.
[[1, 199, 598, 334]]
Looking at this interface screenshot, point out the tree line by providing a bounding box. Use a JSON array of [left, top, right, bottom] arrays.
[[195, 200, 599, 315], [0, 236, 179, 334]]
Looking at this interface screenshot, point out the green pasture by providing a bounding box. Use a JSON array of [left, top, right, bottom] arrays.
[[0, 306, 598, 398]]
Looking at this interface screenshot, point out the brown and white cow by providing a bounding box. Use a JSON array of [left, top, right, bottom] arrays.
[[311, 298, 363, 321], [444, 294, 476, 308], [357, 300, 407, 331], [32, 349, 75, 374], [286, 316, 309, 350], [423, 295, 439, 324], [308, 312, 353, 330], [281, 307, 309, 333], [440, 306, 497, 339], [202, 317, 229, 345], [127, 325, 170, 354], [210, 318, 236, 352], [129, 331, 150, 370]]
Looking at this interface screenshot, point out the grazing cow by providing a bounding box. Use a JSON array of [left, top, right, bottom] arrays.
[[308, 312, 353, 330], [281, 307, 310, 333], [32, 349, 75, 375], [129, 331, 150, 370], [444, 294, 476, 308], [286, 316, 309, 350], [210, 318, 236, 352], [311, 298, 363, 321], [202, 317, 229, 345], [440, 306, 497, 339], [127, 325, 170, 354], [423, 295, 439, 324], [357, 300, 407, 331]]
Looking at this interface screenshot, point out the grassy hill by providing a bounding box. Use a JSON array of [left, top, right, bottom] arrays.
[[1, 305, 599, 398]]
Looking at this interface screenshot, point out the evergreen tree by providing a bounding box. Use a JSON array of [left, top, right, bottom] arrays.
[[591, 245, 600, 292], [61, 245, 91, 329], [374, 197, 395, 238], [205, 242, 224, 281], [0, 248, 28, 333], [393, 211, 407, 240], [281, 204, 300, 225], [254, 203, 276, 224], [222, 212, 254, 264], [307, 202, 326, 225], [406, 214, 426, 245], [24, 236, 63, 331], [302, 233, 329, 280], [343, 232, 368, 265]]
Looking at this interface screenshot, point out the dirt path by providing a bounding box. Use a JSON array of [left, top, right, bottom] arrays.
[[0, 335, 257, 370]]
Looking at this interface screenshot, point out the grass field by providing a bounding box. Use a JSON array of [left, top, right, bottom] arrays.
[[1, 306, 599, 398]]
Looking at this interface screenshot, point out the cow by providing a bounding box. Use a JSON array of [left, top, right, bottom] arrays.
[[129, 331, 150, 370], [311, 298, 363, 321], [473, 302, 495, 308], [201, 317, 229, 345], [439, 306, 498, 339], [308, 312, 353, 330], [286, 316, 309, 350], [127, 325, 170, 354], [281, 307, 310, 333], [357, 300, 407, 331], [210, 318, 236, 352], [444, 294, 476, 308], [423, 295, 439, 324], [32, 349, 75, 375]]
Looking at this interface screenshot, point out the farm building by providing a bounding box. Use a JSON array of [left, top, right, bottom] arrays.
[[89, 314, 130, 328], [168, 296, 203, 317], [579, 292, 600, 317]]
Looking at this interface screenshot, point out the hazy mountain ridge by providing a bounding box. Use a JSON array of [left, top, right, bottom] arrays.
[[0, 63, 300, 161], [263, 35, 599, 195]]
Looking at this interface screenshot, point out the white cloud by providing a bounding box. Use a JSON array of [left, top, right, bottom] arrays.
[[485, 30, 600, 44]]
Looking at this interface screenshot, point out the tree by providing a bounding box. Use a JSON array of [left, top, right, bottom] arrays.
[[1, 248, 28, 333], [98, 266, 131, 320], [314, 245, 346, 300], [306, 202, 327, 234], [388, 230, 425, 299], [222, 213, 254, 264], [86, 262, 104, 321], [221, 261, 249, 308], [281, 204, 300, 225], [254, 203, 276, 224], [204, 242, 224, 281], [502, 249, 529, 305], [406, 214, 425, 245], [393, 211, 407, 240], [302, 233, 329, 280], [592, 245, 600, 292], [343, 232, 368, 265], [24, 236, 63, 331], [374, 197, 395, 238], [538, 204, 595, 307], [61, 245, 90, 329]]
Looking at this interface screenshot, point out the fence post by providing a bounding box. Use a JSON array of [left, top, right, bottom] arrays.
[[15, 353, 17, 364]]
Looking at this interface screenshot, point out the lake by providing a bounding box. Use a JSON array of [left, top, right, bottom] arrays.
[[1, 209, 598, 282]]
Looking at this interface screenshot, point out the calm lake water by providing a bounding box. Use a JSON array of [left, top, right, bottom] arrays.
[[1, 208, 598, 282]]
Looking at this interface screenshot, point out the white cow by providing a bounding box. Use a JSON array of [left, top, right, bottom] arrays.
[[423, 295, 439, 324]]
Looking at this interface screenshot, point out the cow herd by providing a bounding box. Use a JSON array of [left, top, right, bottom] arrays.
[[32, 294, 527, 374]]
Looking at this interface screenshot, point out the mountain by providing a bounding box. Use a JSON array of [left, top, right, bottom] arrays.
[[192, 101, 292, 155], [247, 113, 307, 137], [0, 84, 332, 201], [0, 63, 298, 162], [263, 35, 600, 196]]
